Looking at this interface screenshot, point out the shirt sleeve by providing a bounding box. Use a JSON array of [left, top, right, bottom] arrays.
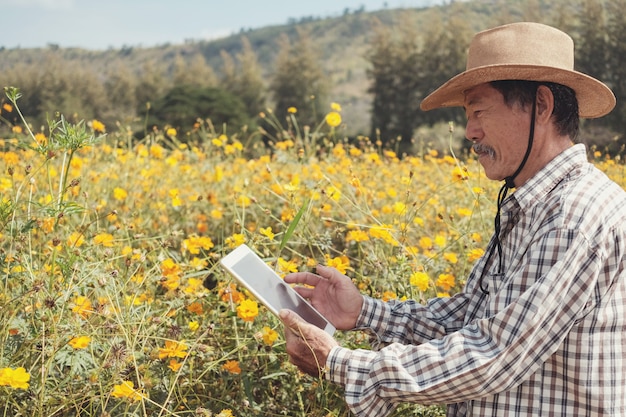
[[326, 228, 607, 416], [356, 292, 471, 346]]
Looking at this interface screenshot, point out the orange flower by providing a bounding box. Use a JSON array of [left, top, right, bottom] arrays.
[[158, 340, 188, 359], [222, 360, 241, 374], [168, 359, 183, 372], [186, 301, 203, 315]]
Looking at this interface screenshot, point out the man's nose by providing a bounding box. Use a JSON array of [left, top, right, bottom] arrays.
[[465, 118, 482, 142]]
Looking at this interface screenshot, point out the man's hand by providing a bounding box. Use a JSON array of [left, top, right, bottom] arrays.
[[284, 265, 364, 330], [279, 309, 339, 377]]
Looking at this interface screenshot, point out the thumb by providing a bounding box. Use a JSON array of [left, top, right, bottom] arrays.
[[279, 309, 303, 327], [279, 309, 307, 340]]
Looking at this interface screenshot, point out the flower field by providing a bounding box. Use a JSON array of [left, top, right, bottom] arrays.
[[1, 92, 624, 416]]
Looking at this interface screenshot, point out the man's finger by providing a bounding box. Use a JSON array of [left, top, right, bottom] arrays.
[[284, 271, 322, 286]]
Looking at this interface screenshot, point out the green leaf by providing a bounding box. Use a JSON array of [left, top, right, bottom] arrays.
[[279, 198, 309, 250]]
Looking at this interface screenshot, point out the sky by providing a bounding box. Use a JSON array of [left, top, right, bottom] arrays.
[[1, 0, 443, 50]]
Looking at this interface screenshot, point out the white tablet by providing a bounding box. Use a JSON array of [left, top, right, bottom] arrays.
[[220, 244, 335, 335]]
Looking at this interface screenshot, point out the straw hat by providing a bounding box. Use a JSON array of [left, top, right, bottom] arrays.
[[420, 22, 616, 118]]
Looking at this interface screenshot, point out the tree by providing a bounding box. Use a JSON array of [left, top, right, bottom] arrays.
[[135, 61, 170, 119], [220, 36, 267, 118], [366, 12, 470, 154], [603, 0, 626, 139], [103, 62, 137, 125], [172, 53, 217, 88], [269, 28, 328, 127], [147, 85, 248, 135], [366, 19, 400, 147]]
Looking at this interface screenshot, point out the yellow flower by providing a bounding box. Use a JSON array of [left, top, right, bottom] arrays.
[[12, 125, 23, 134], [436, 273, 456, 291], [418, 236, 433, 250], [456, 207, 473, 217], [2, 103, 13, 113], [260, 227, 275, 240], [452, 165, 469, 181], [287, 107, 297, 114], [161, 258, 182, 278], [346, 229, 369, 243], [467, 248, 485, 262], [225, 233, 246, 248], [111, 380, 144, 401], [325, 111, 342, 127], [325, 255, 350, 275], [35, 132, 47, 145], [261, 326, 279, 346], [470, 232, 483, 243], [91, 119, 106, 133], [68, 336, 91, 349], [72, 296, 93, 318], [382, 290, 397, 302], [443, 252, 458, 264], [182, 235, 215, 255], [236, 194, 251, 207], [222, 360, 241, 374], [236, 299, 259, 322], [166, 127, 177, 137], [369, 224, 399, 246], [277, 257, 298, 276], [325, 184, 341, 201], [410, 271, 430, 292], [41, 217, 55, 233], [330, 102, 342, 111], [183, 277, 205, 295], [216, 410, 234, 417], [188, 321, 200, 332], [113, 187, 128, 201], [0, 367, 30, 390], [150, 144, 164, 159], [158, 340, 188, 359], [93, 233, 115, 247]]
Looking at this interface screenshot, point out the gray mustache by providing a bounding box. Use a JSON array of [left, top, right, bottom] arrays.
[[473, 143, 496, 158]]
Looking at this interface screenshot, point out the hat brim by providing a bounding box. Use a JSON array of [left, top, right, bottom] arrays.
[[420, 64, 616, 118]]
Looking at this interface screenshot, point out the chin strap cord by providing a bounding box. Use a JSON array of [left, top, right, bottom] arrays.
[[479, 94, 537, 295]]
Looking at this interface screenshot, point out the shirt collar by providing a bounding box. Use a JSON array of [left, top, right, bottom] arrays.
[[507, 144, 588, 211]]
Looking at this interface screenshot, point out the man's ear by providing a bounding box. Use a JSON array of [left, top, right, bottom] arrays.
[[535, 85, 554, 124]]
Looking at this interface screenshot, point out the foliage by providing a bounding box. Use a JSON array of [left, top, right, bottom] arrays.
[[146, 85, 249, 136], [270, 27, 329, 128]]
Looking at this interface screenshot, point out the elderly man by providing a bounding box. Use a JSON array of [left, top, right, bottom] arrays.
[[279, 22, 626, 416]]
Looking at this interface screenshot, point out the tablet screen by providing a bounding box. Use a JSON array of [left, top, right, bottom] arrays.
[[226, 250, 332, 332]]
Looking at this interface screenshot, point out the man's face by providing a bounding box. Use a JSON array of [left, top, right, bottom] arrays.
[[464, 83, 532, 182]]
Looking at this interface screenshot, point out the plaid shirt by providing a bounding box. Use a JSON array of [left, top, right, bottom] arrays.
[[327, 144, 626, 416]]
